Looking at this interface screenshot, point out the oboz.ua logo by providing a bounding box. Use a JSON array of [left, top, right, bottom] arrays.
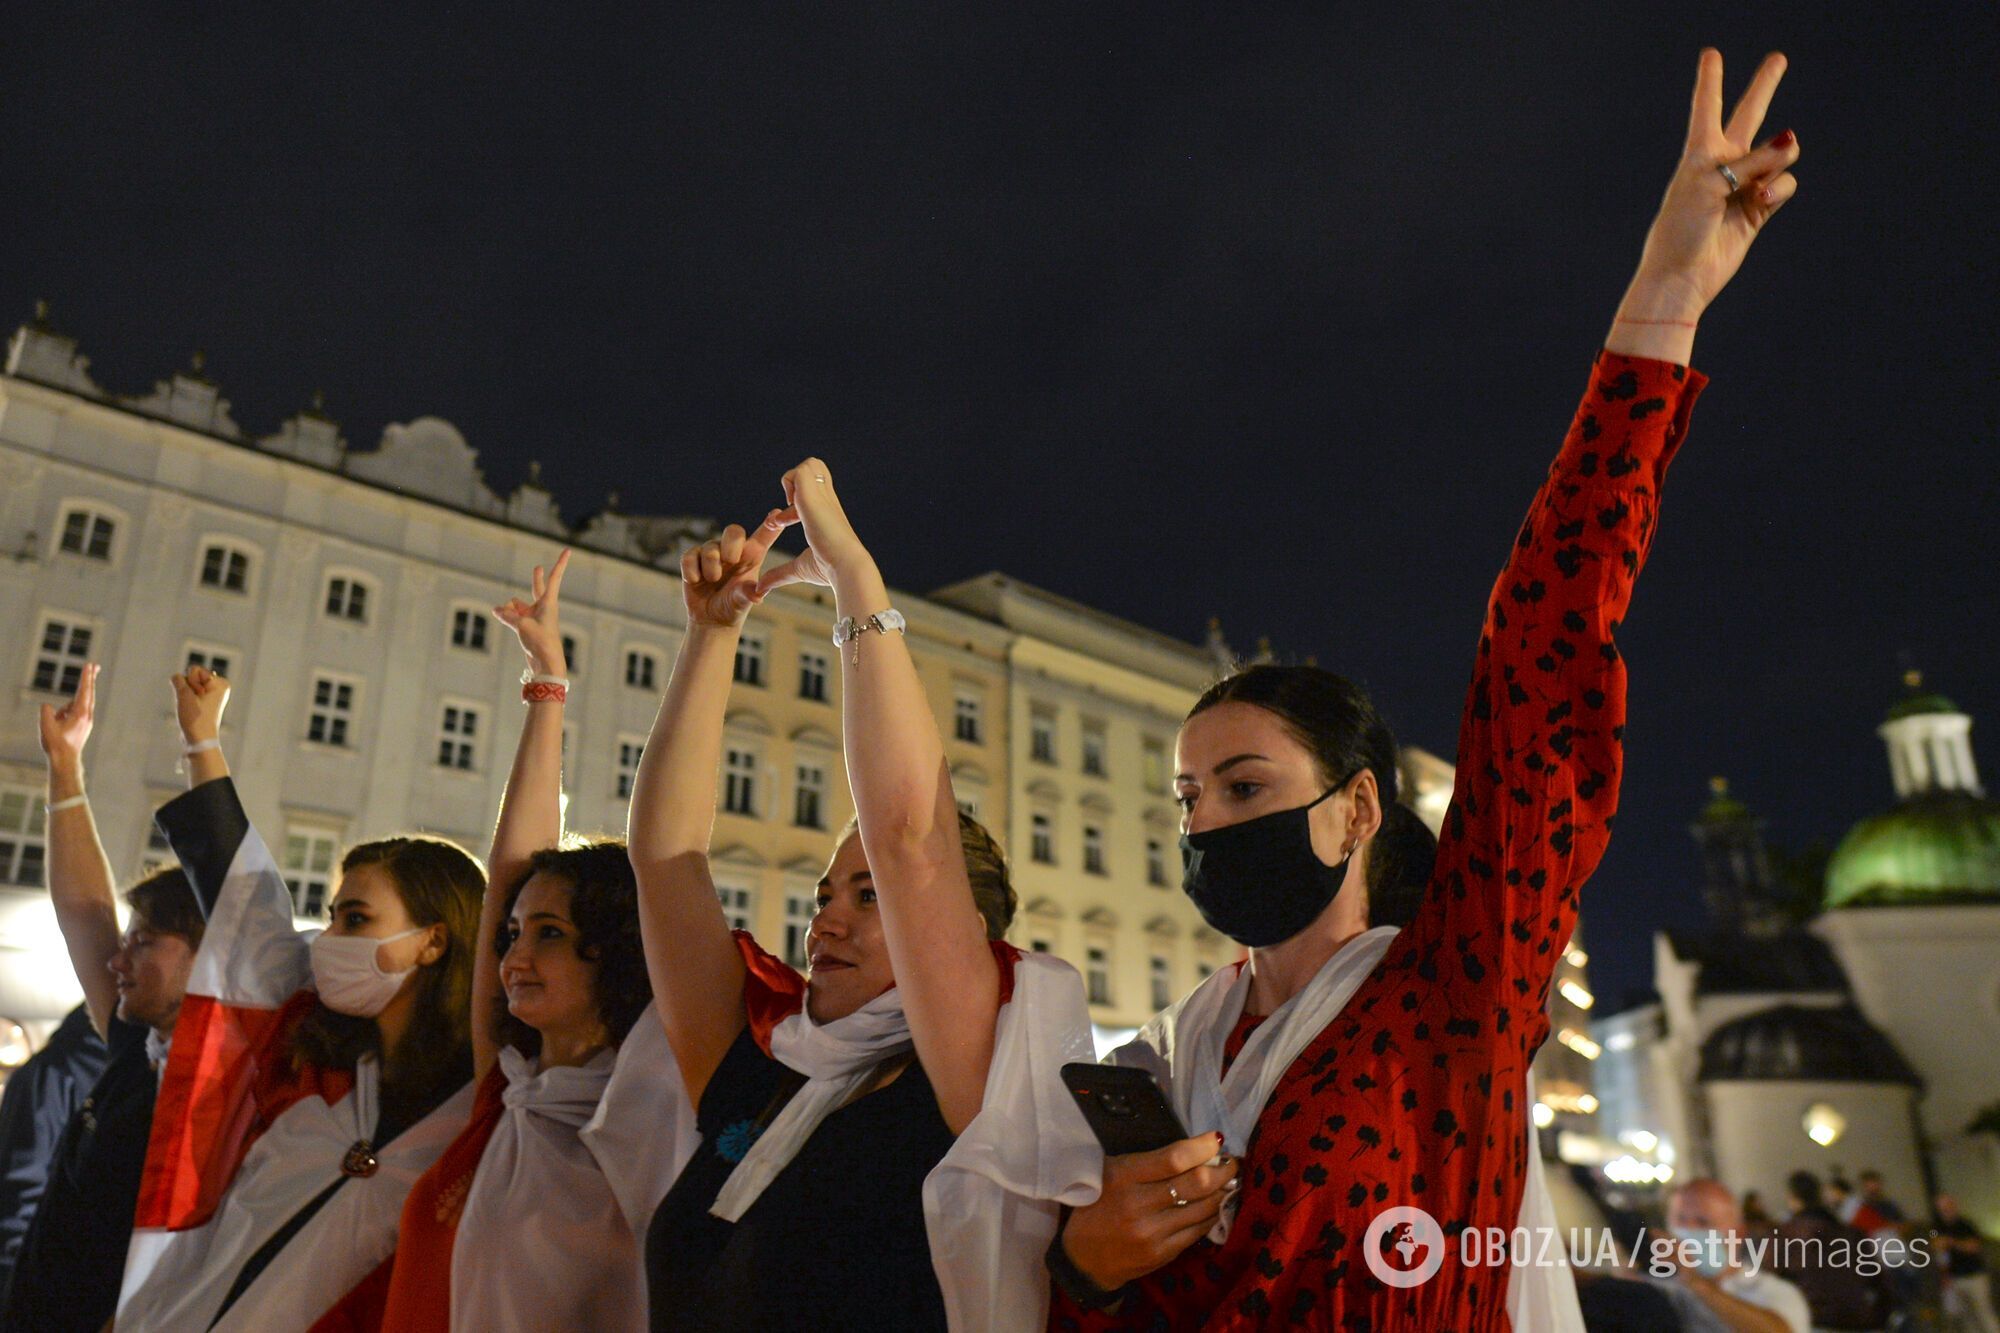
[[1363, 1205, 1445, 1288]]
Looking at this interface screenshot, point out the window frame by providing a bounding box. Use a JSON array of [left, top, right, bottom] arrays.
[[615, 734, 647, 800], [27, 611, 98, 697], [953, 688, 984, 744], [182, 640, 240, 684], [1029, 708, 1057, 765], [51, 499, 124, 564], [0, 785, 49, 887], [305, 670, 363, 749], [194, 535, 259, 596], [282, 823, 343, 919], [321, 569, 377, 626], [447, 602, 492, 654], [623, 647, 661, 691], [1030, 811, 1056, 865], [793, 762, 827, 830], [798, 649, 830, 702], [733, 633, 768, 687], [436, 698, 485, 772], [722, 745, 761, 817]]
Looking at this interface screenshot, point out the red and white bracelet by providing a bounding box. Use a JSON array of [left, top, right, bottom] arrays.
[[521, 671, 569, 704]]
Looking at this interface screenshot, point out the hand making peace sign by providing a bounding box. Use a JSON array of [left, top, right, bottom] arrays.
[[494, 548, 572, 677]]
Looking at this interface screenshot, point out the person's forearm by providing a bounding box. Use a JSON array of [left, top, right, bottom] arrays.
[[490, 697, 565, 890], [45, 754, 121, 1037], [1687, 1281, 1795, 1333], [1605, 273, 1701, 366], [475, 693, 566, 1076], [629, 625, 737, 864]]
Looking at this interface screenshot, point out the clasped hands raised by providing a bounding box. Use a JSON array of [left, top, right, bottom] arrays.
[[681, 458, 870, 628]]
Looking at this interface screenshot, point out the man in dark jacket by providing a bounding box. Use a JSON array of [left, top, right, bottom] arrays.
[[1774, 1171, 1892, 1331], [0, 1006, 107, 1295]]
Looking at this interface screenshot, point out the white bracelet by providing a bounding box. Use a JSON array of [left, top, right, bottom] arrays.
[[520, 671, 570, 688], [831, 609, 907, 665], [45, 794, 89, 814], [183, 739, 220, 757]]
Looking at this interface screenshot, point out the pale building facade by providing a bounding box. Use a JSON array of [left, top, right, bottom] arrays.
[[0, 317, 1010, 1038]]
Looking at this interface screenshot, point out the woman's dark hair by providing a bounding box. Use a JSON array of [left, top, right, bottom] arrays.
[[492, 840, 653, 1057], [291, 836, 484, 1126], [835, 809, 1017, 941], [125, 866, 205, 948], [1189, 665, 1424, 926]]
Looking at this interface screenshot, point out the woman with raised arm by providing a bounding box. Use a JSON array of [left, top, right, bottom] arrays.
[[630, 477, 1094, 1331], [115, 666, 483, 1332], [2, 665, 204, 1333], [1047, 50, 1802, 1331], [371, 550, 691, 1333]]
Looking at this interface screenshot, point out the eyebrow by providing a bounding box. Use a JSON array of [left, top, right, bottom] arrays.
[[328, 898, 369, 914], [521, 912, 573, 926], [813, 870, 875, 890], [1175, 753, 1273, 782]]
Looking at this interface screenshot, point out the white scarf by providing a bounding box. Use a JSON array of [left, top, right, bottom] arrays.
[[1108, 927, 1581, 1331], [1109, 926, 1400, 1244], [708, 986, 912, 1221]]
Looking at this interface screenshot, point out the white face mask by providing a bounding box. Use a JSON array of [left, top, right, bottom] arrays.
[[310, 925, 431, 1018]]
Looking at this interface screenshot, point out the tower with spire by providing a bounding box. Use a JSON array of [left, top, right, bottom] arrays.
[[1689, 776, 1784, 935]]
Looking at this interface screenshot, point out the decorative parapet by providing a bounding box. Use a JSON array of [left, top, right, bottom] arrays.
[[260, 395, 347, 469], [503, 460, 564, 536], [121, 355, 243, 438], [343, 416, 505, 518], [5, 305, 107, 396]]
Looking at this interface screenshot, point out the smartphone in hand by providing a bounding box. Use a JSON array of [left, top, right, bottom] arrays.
[[1061, 1063, 1192, 1156]]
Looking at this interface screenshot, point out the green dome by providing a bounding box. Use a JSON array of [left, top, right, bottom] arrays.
[[1825, 790, 2000, 908]]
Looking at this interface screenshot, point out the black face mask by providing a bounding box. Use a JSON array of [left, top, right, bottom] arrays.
[[1179, 779, 1357, 948]]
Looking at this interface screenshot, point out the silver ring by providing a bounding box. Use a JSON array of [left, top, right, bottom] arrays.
[[1168, 1186, 1189, 1209], [814, 475, 827, 484], [1715, 162, 1741, 191]]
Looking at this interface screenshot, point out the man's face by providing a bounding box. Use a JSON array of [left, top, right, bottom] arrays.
[[106, 912, 195, 1031]]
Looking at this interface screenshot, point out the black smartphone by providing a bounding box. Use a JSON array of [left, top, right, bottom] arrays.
[[1061, 1063, 1192, 1156]]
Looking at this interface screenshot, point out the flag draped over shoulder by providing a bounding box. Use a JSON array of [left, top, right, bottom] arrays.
[[117, 778, 473, 1332]]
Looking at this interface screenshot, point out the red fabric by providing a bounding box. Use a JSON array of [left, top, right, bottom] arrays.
[[134, 989, 350, 1229], [374, 1061, 511, 1333], [1052, 352, 1707, 1332], [735, 930, 1021, 1056]]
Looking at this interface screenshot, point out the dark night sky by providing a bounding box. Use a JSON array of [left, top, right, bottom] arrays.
[[5, 3, 1995, 1007]]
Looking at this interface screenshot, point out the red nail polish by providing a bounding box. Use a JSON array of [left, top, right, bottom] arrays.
[[1773, 129, 1795, 149]]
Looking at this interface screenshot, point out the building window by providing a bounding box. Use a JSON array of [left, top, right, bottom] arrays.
[[1083, 824, 1107, 876], [1146, 838, 1168, 887], [0, 788, 48, 887], [1142, 738, 1167, 793], [30, 616, 93, 695], [723, 748, 759, 817], [616, 738, 645, 799], [1031, 813, 1055, 865], [198, 542, 252, 593], [561, 634, 580, 673], [56, 506, 116, 560], [184, 644, 235, 680], [1030, 709, 1056, 764], [734, 635, 766, 687], [437, 703, 481, 771], [798, 651, 829, 702], [784, 893, 816, 969], [1030, 938, 1052, 954], [449, 607, 489, 652], [716, 883, 755, 932], [954, 691, 983, 744], [306, 674, 357, 747], [1087, 947, 1112, 1006], [324, 575, 369, 623], [794, 764, 826, 829], [1197, 960, 1215, 982], [1081, 722, 1108, 777], [1151, 955, 1173, 1009], [624, 649, 658, 691], [283, 828, 340, 918]]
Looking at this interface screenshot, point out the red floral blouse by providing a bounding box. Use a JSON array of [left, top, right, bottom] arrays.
[[1053, 351, 1707, 1330]]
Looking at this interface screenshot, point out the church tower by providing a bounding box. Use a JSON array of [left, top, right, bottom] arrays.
[[1689, 777, 1783, 936], [1877, 669, 1983, 798]]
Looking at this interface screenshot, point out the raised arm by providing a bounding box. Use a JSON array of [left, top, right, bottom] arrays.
[[38, 664, 121, 1038], [757, 462, 1001, 1134], [627, 512, 788, 1106], [473, 549, 572, 1079], [1425, 50, 1798, 1011]]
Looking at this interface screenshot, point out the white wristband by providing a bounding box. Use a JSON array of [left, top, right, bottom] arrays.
[[45, 794, 89, 814], [183, 739, 220, 757], [521, 671, 569, 688]]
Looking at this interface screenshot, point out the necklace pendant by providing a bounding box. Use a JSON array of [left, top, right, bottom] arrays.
[[341, 1140, 380, 1178]]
